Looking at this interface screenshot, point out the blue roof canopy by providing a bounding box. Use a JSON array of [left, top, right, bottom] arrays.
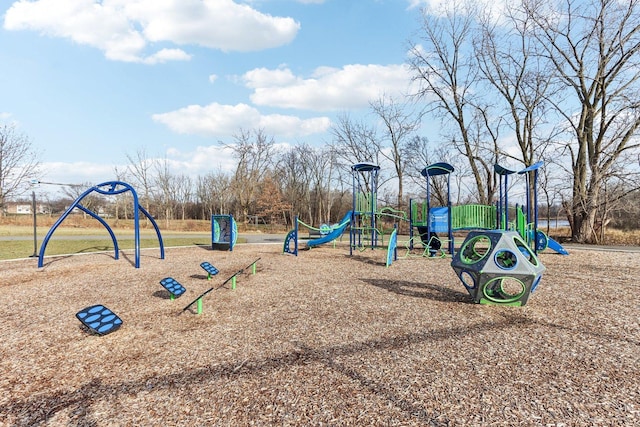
[[518, 161, 544, 174], [494, 164, 517, 176], [351, 163, 380, 172], [421, 162, 454, 177]]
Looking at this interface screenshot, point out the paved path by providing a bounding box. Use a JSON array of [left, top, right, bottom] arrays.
[[0, 232, 288, 245], [2, 232, 638, 252]]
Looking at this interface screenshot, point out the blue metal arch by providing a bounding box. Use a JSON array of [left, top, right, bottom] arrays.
[[38, 181, 164, 268]]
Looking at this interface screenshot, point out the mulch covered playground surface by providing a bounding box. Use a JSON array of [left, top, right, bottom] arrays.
[[1, 242, 638, 426]]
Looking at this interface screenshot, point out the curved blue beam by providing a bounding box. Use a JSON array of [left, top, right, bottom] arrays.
[[76, 204, 119, 259], [139, 204, 165, 260], [38, 185, 103, 267], [518, 161, 544, 174]]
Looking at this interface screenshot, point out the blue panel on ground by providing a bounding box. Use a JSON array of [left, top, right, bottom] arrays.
[[160, 277, 186, 297], [76, 304, 123, 335], [200, 262, 219, 276]]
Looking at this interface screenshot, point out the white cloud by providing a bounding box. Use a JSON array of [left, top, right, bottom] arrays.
[[152, 102, 331, 138], [142, 48, 192, 64], [38, 161, 118, 187], [208, 74, 218, 84], [164, 145, 238, 173], [243, 64, 415, 111], [36, 149, 237, 196], [4, 0, 300, 63]]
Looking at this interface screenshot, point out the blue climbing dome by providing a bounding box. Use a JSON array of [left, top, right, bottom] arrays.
[[38, 181, 164, 268]]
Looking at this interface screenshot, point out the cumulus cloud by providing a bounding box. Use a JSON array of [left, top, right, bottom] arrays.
[[3, 0, 300, 63], [38, 148, 239, 190], [152, 102, 331, 138], [242, 64, 415, 111], [164, 145, 238, 173], [39, 161, 118, 186]]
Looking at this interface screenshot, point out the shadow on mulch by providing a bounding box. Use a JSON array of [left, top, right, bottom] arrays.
[[3, 314, 529, 427], [152, 290, 172, 300], [346, 254, 387, 267], [39, 248, 118, 268], [193, 243, 213, 251], [362, 278, 472, 303]]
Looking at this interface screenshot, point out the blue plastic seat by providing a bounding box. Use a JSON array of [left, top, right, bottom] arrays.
[[200, 262, 219, 279], [75, 304, 123, 335], [160, 277, 186, 297]]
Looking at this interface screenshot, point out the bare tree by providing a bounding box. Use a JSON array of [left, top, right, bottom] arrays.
[[63, 182, 103, 219], [370, 94, 422, 208], [475, 5, 561, 210], [526, 0, 640, 242], [0, 124, 41, 215], [125, 147, 155, 213], [226, 129, 276, 223], [329, 113, 382, 191], [196, 169, 233, 219], [404, 135, 463, 205], [154, 158, 177, 227], [174, 174, 193, 221], [408, 2, 500, 204]]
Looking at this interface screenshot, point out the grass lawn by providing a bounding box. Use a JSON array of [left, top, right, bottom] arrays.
[[0, 225, 215, 261]]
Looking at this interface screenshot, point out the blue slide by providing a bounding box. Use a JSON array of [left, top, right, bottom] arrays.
[[307, 211, 352, 248], [547, 236, 569, 255], [536, 230, 569, 255]]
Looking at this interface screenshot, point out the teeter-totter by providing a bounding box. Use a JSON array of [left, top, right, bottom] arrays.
[[182, 258, 261, 315]]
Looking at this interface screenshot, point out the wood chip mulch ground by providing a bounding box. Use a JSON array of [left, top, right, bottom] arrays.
[[0, 241, 638, 426]]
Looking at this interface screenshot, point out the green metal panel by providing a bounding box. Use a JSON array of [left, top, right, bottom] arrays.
[[451, 204, 497, 230]]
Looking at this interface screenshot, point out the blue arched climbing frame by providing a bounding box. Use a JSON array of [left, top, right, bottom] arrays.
[[38, 181, 165, 268]]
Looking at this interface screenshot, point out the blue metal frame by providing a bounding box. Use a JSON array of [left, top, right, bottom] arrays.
[[519, 161, 544, 254], [350, 163, 380, 255], [420, 162, 455, 255], [38, 181, 164, 268], [494, 164, 517, 230]]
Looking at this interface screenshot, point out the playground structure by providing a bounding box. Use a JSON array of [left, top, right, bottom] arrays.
[[283, 162, 399, 265], [283, 211, 353, 256], [408, 161, 568, 257], [408, 162, 456, 257], [281, 159, 560, 306], [212, 214, 237, 251], [451, 230, 546, 306], [67, 161, 562, 332], [38, 181, 165, 269], [282, 159, 566, 262]]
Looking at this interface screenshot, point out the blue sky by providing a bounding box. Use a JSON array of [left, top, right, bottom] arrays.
[[1, 0, 441, 195]]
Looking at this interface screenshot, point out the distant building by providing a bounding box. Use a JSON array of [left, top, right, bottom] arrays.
[[3, 202, 50, 215]]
